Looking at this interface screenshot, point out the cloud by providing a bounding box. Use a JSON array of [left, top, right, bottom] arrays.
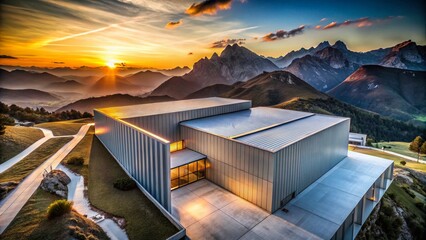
[[315, 25, 322, 29], [185, 0, 232, 16], [53, 61, 65, 64], [165, 19, 183, 29], [321, 16, 401, 30], [210, 38, 246, 48], [320, 18, 327, 22], [262, 25, 305, 42], [188, 52, 193, 55], [0, 55, 18, 59]]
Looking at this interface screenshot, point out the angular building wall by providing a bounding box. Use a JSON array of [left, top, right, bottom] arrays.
[[94, 110, 172, 211], [123, 101, 251, 142], [271, 119, 350, 211], [181, 126, 275, 212]]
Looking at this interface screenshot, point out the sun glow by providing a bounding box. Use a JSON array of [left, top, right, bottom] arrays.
[[106, 60, 116, 69]]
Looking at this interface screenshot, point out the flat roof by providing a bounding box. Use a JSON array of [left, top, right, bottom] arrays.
[[236, 114, 348, 152], [180, 107, 313, 138], [277, 151, 393, 239], [170, 149, 206, 169], [181, 107, 347, 152], [95, 97, 251, 119]]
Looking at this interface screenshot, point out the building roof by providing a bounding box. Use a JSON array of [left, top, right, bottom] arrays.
[[95, 97, 251, 119], [180, 107, 313, 138], [170, 149, 206, 169], [276, 151, 393, 239], [181, 107, 348, 152]]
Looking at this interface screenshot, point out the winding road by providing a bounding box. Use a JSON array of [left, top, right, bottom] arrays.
[[0, 124, 92, 234]]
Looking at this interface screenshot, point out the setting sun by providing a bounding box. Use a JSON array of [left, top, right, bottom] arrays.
[[106, 61, 116, 69]]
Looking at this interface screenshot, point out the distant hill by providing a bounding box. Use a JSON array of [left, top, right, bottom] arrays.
[[150, 76, 200, 99], [159, 66, 191, 76], [45, 80, 85, 92], [328, 65, 426, 126], [277, 97, 422, 142], [0, 88, 61, 103], [187, 71, 327, 106], [124, 70, 170, 91], [88, 75, 140, 96], [0, 69, 68, 89], [56, 94, 174, 113]]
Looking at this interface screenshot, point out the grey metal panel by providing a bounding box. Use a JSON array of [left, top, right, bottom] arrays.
[[181, 125, 274, 212], [94, 110, 171, 211], [236, 115, 349, 152], [271, 119, 350, 212], [123, 100, 252, 142], [180, 107, 313, 138]]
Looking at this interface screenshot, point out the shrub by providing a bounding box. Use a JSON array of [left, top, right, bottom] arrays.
[[400, 160, 407, 166], [47, 199, 73, 219], [67, 157, 84, 165], [387, 193, 396, 200], [113, 177, 136, 191]]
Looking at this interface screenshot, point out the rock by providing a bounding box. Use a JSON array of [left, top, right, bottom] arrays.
[[0, 181, 19, 200], [40, 170, 71, 198], [396, 174, 414, 185]]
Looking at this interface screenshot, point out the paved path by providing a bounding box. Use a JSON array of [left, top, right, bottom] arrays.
[[0, 127, 54, 174], [352, 145, 426, 164], [58, 165, 128, 240], [0, 124, 92, 234]]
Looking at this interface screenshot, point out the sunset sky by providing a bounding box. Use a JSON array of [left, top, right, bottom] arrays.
[[0, 0, 425, 69]]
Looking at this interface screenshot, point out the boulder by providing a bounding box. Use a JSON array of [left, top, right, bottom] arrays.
[[41, 170, 71, 198]]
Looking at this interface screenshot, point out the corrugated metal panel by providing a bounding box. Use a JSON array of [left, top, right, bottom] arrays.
[[271, 120, 350, 211], [94, 110, 171, 211], [181, 125, 274, 212], [236, 115, 349, 152], [123, 100, 252, 142], [180, 107, 313, 138]]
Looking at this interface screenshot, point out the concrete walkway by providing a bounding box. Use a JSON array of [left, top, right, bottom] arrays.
[[0, 127, 54, 174], [57, 165, 128, 240], [0, 124, 92, 234], [353, 145, 426, 164]]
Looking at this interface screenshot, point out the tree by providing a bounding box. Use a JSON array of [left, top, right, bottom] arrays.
[[421, 141, 426, 158], [409, 136, 425, 162]]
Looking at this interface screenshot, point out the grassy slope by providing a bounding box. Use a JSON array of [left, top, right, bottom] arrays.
[[89, 137, 178, 240], [387, 182, 425, 220], [0, 137, 72, 183], [1, 188, 108, 240], [62, 126, 95, 183], [349, 146, 426, 172], [375, 142, 426, 161], [0, 126, 44, 164], [35, 118, 92, 136]]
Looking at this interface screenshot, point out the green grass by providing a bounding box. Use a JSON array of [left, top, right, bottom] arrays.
[[374, 141, 426, 161], [0, 137, 72, 184], [89, 137, 178, 240], [387, 182, 426, 220], [349, 146, 426, 172], [61, 126, 95, 183], [0, 126, 44, 164], [414, 115, 426, 122], [1, 188, 108, 240], [35, 118, 92, 136]]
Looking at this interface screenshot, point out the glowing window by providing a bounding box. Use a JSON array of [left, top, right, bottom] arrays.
[[170, 140, 184, 152]]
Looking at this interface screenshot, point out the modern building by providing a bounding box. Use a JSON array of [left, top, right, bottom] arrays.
[[94, 97, 393, 240], [349, 132, 368, 146]]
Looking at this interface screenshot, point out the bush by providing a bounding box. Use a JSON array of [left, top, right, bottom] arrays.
[[402, 186, 416, 198], [113, 177, 136, 191], [415, 202, 425, 211], [387, 193, 396, 200], [47, 199, 73, 219], [400, 160, 407, 166], [67, 157, 84, 165]]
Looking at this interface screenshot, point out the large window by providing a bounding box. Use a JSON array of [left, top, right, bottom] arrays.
[[171, 159, 206, 190], [170, 140, 184, 152]]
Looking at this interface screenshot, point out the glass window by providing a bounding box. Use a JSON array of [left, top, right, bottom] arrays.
[[170, 159, 207, 190], [171, 168, 179, 180], [170, 140, 185, 152]]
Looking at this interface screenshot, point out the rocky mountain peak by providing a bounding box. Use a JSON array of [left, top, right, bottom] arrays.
[[333, 40, 348, 51], [317, 41, 331, 49]]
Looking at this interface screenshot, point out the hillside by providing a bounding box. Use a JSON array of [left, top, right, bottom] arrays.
[[45, 80, 85, 92], [381, 40, 426, 70], [56, 94, 174, 113], [277, 97, 423, 142], [0, 88, 61, 103], [329, 65, 426, 126], [187, 71, 327, 106], [88, 75, 140, 96], [0, 69, 68, 89], [150, 76, 201, 99], [125, 70, 170, 91]]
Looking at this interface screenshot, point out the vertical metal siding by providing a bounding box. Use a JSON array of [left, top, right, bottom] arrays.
[[94, 110, 171, 211], [123, 101, 252, 142], [181, 125, 274, 212], [271, 119, 350, 211]]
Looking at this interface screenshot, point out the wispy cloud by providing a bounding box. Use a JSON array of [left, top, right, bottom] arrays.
[[210, 38, 245, 48], [165, 19, 183, 29], [262, 25, 305, 42], [185, 0, 232, 16], [321, 16, 402, 30], [53, 61, 65, 64], [320, 18, 327, 22], [0, 55, 18, 59]]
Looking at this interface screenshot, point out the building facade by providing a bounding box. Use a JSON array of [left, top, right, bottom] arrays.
[[94, 97, 393, 239]]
